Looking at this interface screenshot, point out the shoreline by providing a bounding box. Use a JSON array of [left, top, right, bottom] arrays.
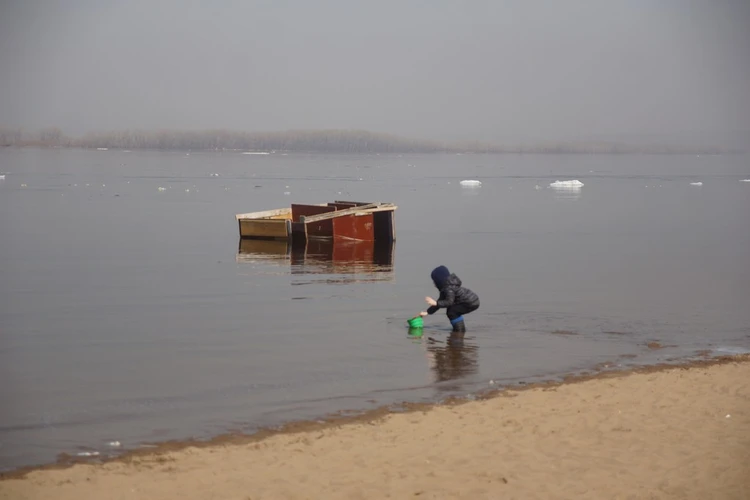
[[2, 353, 747, 482]]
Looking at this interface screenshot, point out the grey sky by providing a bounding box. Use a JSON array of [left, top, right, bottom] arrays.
[[1, 0, 748, 145]]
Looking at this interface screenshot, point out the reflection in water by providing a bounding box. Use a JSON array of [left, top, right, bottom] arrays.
[[424, 334, 479, 390], [460, 186, 481, 197], [236, 238, 394, 283], [406, 327, 424, 339], [550, 185, 582, 201], [236, 239, 290, 261]]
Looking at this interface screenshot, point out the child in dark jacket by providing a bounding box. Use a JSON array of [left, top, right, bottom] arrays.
[[420, 265, 480, 335]]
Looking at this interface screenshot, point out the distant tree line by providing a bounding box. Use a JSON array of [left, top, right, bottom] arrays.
[[0, 126, 733, 155]]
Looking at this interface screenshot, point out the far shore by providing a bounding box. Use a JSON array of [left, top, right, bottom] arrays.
[[1, 145, 742, 155], [1, 127, 739, 155]]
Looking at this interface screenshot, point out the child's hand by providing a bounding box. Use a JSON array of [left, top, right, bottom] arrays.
[[425, 296, 437, 307], [419, 311, 428, 317]]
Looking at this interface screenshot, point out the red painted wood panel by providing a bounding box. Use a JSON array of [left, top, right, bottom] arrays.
[[291, 204, 335, 221], [332, 213, 375, 241], [292, 204, 336, 238]]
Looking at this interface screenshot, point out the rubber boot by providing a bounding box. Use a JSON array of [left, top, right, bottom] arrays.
[[450, 316, 466, 338], [452, 320, 466, 334]]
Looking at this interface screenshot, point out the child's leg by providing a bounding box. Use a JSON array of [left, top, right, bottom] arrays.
[[446, 303, 477, 333], [446, 303, 478, 322]]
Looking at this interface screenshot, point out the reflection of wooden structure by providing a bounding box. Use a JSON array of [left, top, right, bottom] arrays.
[[235, 201, 397, 243], [236, 237, 395, 280]]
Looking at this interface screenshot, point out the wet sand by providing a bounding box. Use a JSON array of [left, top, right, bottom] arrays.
[[2, 355, 749, 500]]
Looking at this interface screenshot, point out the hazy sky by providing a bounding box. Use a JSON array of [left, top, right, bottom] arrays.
[[1, 0, 748, 144]]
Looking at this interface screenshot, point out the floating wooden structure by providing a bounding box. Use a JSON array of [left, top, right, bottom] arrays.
[[235, 201, 397, 242]]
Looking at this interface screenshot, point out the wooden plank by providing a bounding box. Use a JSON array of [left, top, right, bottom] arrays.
[[301, 203, 380, 223], [333, 200, 375, 206], [235, 208, 290, 220], [353, 205, 398, 214], [328, 202, 358, 210], [291, 204, 336, 222], [238, 218, 290, 239]]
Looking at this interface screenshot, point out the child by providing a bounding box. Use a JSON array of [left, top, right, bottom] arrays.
[[420, 265, 480, 335]]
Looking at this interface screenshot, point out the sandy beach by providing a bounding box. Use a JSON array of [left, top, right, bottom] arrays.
[[2, 356, 749, 500]]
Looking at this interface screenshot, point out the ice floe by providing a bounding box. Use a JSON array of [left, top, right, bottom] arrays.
[[459, 179, 482, 187], [550, 180, 584, 188], [690, 182, 703, 186]]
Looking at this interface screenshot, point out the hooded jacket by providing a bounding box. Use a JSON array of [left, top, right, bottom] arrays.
[[427, 266, 480, 315]]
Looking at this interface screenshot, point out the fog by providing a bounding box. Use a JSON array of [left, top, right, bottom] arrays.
[[1, 0, 748, 146]]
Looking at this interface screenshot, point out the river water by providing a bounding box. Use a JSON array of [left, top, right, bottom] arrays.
[[1, 148, 748, 470]]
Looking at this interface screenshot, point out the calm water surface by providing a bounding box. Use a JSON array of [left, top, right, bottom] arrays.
[[1, 149, 749, 470]]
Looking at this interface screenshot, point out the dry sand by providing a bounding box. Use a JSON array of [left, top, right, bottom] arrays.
[[2, 356, 749, 500]]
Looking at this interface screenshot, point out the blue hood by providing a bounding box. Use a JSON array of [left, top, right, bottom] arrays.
[[431, 265, 451, 289]]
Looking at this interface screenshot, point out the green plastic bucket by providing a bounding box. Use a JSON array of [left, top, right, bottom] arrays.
[[407, 316, 424, 329]]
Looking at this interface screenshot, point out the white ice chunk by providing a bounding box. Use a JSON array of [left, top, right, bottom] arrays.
[[77, 451, 100, 457], [158, 187, 166, 191], [0, 174, 5, 180], [96, 148, 108, 151], [690, 182, 703, 186], [107, 441, 121, 447], [740, 179, 750, 182], [550, 180, 584, 188], [459, 179, 482, 187], [242, 151, 270, 155]]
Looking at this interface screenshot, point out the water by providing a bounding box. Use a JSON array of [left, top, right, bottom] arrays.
[[1, 149, 749, 470]]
